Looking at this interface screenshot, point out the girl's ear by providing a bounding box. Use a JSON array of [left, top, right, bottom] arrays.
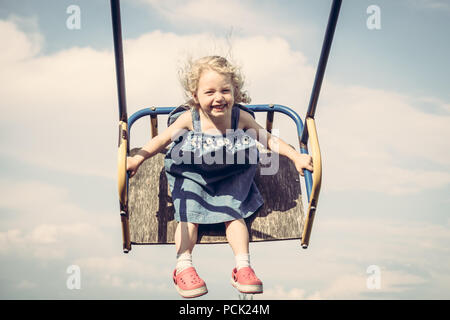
[[192, 92, 199, 103]]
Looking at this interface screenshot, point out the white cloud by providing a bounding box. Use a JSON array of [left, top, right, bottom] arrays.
[[315, 269, 428, 299], [0, 229, 25, 254], [316, 217, 450, 263], [0, 17, 42, 63], [261, 285, 321, 300], [0, 179, 113, 260], [73, 255, 171, 289], [139, 0, 302, 38], [0, 179, 112, 227], [0, 176, 174, 297], [0, 18, 118, 179], [311, 218, 449, 298], [412, 0, 450, 10], [318, 84, 450, 194], [0, 223, 104, 259], [248, 215, 450, 299], [16, 279, 38, 290]]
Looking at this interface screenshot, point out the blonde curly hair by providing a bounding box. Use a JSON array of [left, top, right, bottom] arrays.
[[179, 56, 251, 108]]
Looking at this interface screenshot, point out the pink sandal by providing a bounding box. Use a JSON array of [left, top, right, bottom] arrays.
[[231, 267, 263, 294], [173, 267, 208, 298]]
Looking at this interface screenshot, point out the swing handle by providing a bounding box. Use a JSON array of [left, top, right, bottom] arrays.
[[300, 0, 342, 248], [300, 118, 322, 248]]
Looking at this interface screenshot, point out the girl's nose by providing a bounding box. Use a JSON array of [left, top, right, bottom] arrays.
[[214, 93, 225, 102]]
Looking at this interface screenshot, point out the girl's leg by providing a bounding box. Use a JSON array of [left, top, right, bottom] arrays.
[[173, 222, 207, 298], [226, 219, 263, 294], [225, 219, 249, 256], [174, 222, 198, 274], [175, 222, 198, 254]]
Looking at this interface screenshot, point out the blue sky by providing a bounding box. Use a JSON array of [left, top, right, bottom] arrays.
[[0, 0, 449, 299]]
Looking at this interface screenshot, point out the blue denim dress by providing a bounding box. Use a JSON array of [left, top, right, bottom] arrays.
[[164, 104, 264, 224]]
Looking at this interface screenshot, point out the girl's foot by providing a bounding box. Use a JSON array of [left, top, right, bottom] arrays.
[[173, 267, 208, 298], [231, 267, 263, 294]]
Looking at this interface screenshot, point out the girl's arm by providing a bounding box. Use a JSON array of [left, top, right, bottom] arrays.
[[240, 110, 313, 176], [127, 110, 192, 177]]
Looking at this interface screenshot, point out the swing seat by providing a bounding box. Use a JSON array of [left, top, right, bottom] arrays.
[[127, 146, 305, 245], [118, 104, 320, 253]]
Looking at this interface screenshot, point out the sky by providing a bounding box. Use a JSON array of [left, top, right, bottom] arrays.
[[0, 0, 449, 300]]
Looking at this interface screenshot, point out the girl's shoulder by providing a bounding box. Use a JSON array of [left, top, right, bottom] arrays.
[[167, 106, 194, 131], [237, 106, 257, 130]]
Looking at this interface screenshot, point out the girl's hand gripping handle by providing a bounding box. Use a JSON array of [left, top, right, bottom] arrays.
[[126, 156, 141, 178], [293, 153, 314, 176]]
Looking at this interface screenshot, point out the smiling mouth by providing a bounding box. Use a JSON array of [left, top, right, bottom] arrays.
[[211, 104, 226, 111]]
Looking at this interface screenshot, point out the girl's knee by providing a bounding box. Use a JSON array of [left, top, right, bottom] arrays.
[[189, 222, 199, 230], [179, 222, 198, 228], [225, 219, 245, 229], [225, 220, 234, 228]]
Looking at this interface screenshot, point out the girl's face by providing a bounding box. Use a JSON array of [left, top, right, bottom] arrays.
[[193, 69, 235, 119]]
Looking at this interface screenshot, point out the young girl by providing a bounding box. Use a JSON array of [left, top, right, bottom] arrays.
[[127, 56, 313, 298]]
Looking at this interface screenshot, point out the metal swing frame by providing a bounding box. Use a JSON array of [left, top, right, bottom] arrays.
[[111, 0, 342, 253]]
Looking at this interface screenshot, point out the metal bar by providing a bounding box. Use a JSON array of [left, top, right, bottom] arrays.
[[128, 107, 173, 128], [300, 0, 342, 144], [110, 0, 128, 122], [111, 0, 131, 253], [150, 107, 159, 138], [127, 104, 312, 201], [266, 104, 275, 133], [128, 105, 304, 137], [299, 0, 341, 248]]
